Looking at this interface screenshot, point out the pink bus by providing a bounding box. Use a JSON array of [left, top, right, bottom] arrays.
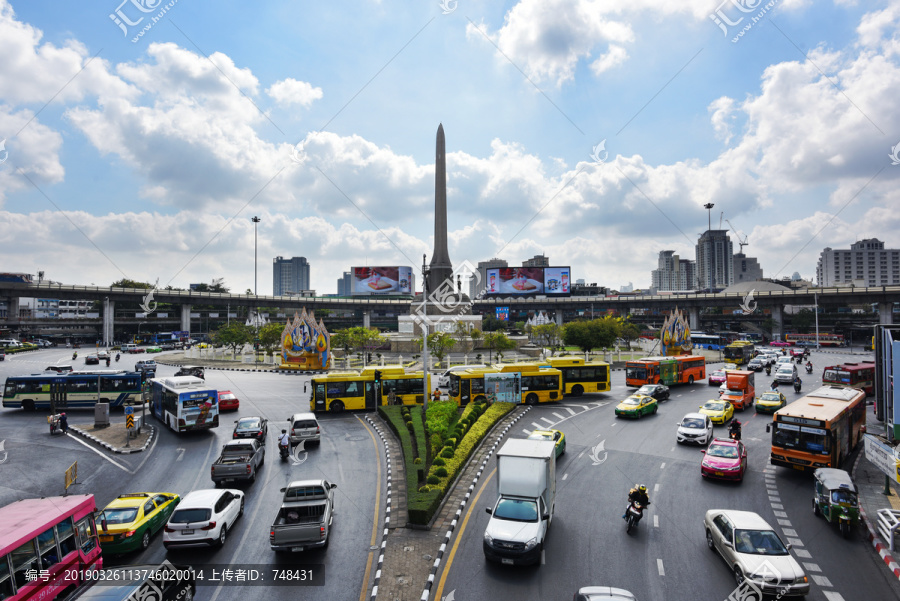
[[0, 495, 102, 601]]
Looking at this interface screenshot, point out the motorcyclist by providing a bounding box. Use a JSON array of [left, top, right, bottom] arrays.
[[72, 352, 77, 360], [765, 363, 771, 376], [623, 484, 650, 519], [805, 361, 813, 374], [105, 357, 111, 367], [59, 412, 68, 434], [278, 429, 291, 456], [771, 380, 780, 391], [794, 376, 802, 392], [729, 418, 742, 441], [115, 353, 120, 362]]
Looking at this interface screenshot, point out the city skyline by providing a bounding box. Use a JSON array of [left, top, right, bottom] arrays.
[[0, 1, 898, 295]]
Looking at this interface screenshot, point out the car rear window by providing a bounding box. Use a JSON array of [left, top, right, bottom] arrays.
[[294, 420, 318, 429], [170, 508, 212, 523], [102, 508, 138, 524]]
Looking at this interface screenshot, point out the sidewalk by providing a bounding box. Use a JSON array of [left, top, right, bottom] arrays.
[[852, 426, 900, 582], [369, 406, 531, 601]]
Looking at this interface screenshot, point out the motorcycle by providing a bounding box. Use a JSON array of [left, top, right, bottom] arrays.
[[279, 442, 290, 461], [115, 353, 120, 362], [625, 500, 646, 533], [805, 363, 813, 374], [729, 426, 742, 441], [765, 365, 771, 376], [72, 352, 77, 360], [105, 358, 111, 367], [794, 380, 802, 393]]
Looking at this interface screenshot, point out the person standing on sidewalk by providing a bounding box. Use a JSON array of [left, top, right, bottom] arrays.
[[432, 388, 441, 402]]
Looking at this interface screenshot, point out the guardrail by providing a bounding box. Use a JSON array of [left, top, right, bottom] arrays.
[[877, 508, 900, 551]]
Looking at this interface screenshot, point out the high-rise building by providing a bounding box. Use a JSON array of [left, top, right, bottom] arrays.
[[336, 271, 352, 296], [816, 238, 900, 287], [522, 254, 550, 267], [651, 251, 696, 291], [471, 258, 508, 298], [273, 256, 310, 296], [732, 253, 763, 284], [695, 230, 733, 290]]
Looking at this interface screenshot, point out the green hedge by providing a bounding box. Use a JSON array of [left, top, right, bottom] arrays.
[[409, 406, 429, 466], [425, 401, 458, 439]]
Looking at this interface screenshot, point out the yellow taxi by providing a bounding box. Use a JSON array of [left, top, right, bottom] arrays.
[[755, 390, 787, 414], [698, 399, 734, 425], [615, 394, 658, 419], [98, 492, 180, 554], [527, 429, 566, 458]]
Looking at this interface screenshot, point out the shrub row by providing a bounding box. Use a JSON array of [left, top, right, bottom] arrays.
[[409, 406, 429, 466], [425, 401, 458, 439], [424, 402, 517, 501]]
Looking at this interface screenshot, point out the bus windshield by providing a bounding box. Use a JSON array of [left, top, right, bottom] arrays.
[[772, 423, 830, 455], [626, 367, 647, 381]]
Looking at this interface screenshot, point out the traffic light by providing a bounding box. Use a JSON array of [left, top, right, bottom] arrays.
[[374, 370, 382, 384], [367, 353, 372, 362]]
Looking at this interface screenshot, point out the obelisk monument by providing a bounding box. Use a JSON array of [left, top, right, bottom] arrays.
[[428, 123, 453, 294]]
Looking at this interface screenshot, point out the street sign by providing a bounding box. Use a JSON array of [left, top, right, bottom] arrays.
[[864, 434, 900, 483], [65, 462, 77, 490], [126, 415, 135, 430], [124, 406, 134, 415]]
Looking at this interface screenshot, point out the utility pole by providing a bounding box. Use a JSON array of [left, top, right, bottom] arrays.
[[422, 254, 430, 412], [252, 216, 261, 371]]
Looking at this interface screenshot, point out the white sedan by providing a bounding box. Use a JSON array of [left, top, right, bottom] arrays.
[[676, 412, 714, 445], [163, 488, 244, 549]]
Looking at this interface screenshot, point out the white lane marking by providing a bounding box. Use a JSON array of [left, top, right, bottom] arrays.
[[522, 429, 531, 435], [771, 503, 783, 510], [773, 510, 788, 518], [777, 519, 791, 527], [578, 450, 586, 459], [811, 575, 832, 587], [531, 422, 543, 430], [553, 412, 565, 420], [565, 407, 576, 416], [823, 592, 845, 601], [802, 562, 821, 572], [653, 515, 659, 528], [787, 537, 804, 547], [657, 558, 665, 576], [0, 440, 6, 465], [660, 462, 666, 469], [570, 405, 588, 410], [65, 433, 131, 472], [189, 435, 218, 492], [654, 483, 660, 493], [611, 423, 617, 427], [793, 549, 812, 559], [175, 448, 185, 462], [540, 417, 553, 424], [768, 496, 781, 503], [670, 447, 675, 452], [561, 472, 569, 481], [782, 528, 797, 537], [541, 549, 546, 565]]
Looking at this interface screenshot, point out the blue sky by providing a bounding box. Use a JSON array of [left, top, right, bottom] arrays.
[[1, 0, 898, 294]]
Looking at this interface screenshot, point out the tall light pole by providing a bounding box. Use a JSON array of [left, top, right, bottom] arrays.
[[252, 216, 261, 370], [422, 254, 430, 411], [252, 216, 261, 295]]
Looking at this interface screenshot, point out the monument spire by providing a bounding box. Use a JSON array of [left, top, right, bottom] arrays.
[[428, 123, 453, 294]]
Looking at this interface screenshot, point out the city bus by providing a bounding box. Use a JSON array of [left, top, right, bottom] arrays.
[[149, 376, 219, 432], [690, 333, 728, 350], [2, 371, 143, 412], [723, 341, 755, 366], [448, 367, 536, 406], [822, 362, 875, 396], [0, 494, 103, 601], [309, 368, 431, 412], [768, 385, 866, 471], [499, 358, 610, 396], [784, 333, 845, 347], [624, 355, 706, 387]]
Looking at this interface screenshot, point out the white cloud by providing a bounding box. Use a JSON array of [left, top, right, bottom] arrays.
[[589, 45, 628, 76], [266, 78, 323, 107], [708, 96, 736, 144]]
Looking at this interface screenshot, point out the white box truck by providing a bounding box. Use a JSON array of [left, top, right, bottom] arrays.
[[483, 438, 556, 566]]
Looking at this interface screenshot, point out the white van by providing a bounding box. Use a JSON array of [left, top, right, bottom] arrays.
[[438, 364, 488, 387]]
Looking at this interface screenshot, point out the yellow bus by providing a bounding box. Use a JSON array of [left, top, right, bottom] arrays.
[[541, 357, 610, 395], [767, 385, 866, 471], [448, 365, 563, 406], [309, 368, 430, 412], [723, 341, 754, 366]]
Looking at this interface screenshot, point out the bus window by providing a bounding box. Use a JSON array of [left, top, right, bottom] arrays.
[[0, 555, 14, 600], [76, 518, 97, 555], [57, 518, 77, 557], [11, 540, 37, 588], [36, 527, 59, 569], [626, 366, 647, 381]]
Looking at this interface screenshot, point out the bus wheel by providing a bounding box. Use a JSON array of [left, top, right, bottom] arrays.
[[330, 401, 344, 414], [23, 399, 35, 412], [526, 393, 539, 405], [571, 385, 584, 397], [688, 376, 694, 385]]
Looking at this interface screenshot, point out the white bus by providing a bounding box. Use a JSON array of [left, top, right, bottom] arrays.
[[149, 376, 219, 432]]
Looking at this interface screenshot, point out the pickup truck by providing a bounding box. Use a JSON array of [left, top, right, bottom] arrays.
[[270, 479, 336, 553], [211, 439, 265, 486]]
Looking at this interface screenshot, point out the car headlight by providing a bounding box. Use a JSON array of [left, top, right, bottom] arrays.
[[483, 531, 493, 545], [724, 465, 741, 471], [523, 537, 537, 551], [701, 461, 710, 468]]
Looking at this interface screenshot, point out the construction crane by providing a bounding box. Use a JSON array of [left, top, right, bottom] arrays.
[[725, 219, 749, 253]]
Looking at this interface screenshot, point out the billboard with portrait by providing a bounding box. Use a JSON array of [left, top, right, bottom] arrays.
[[496, 307, 509, 321], [484, 267, 544, 295], [351, 266, 414, 295], [543, 267, 571, 295]]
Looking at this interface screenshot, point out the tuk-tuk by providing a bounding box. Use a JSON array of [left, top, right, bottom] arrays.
[[813, 468, 859, 538]]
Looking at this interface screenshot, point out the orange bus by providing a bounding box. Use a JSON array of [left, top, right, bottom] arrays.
[[625, 355, 706, 387], [0, 494, 103, 601], [768, 385, 866, 471], [822, 362, 875, 396]]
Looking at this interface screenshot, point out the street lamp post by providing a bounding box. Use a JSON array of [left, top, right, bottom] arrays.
[[422, 254, 430, 412], [137, 321, 146, 344], [252, 216, 261, 371]]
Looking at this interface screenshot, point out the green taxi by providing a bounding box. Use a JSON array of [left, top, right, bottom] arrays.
[[98, 492, 180, 554], [755, 390, 787, 414], [615, 394, 658, 418], [698, 399, 734, 425]]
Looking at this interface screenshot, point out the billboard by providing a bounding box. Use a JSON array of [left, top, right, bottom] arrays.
[[496, 307, 509, 321], [351, 266, 414, 296], [543, 267, 570, 295], [485, 267, 544, 295]]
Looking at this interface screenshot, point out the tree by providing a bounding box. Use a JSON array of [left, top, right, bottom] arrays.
[[331, 329, 353, 358], [452, 321, 471, 357], [562, 318, 619, 355], [619, 322, 642, 350], [513, 320, 526, 335], [793, 308, 815, 333], [482, 314, 508, 332], [111, 279, 151, 289], [468, 328, 483, 353], [531, 323, 561, 354], [427, 332, 456, 367], [258, 323, 284, 357], [342, 326, 385, 366], [213, 322, 252, 356], [483, 331, 515, 363]]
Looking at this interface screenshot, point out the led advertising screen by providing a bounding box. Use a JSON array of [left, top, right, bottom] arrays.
[[485, 267, 544, 295], [496, 307, 509, 321], [351, 266, 414, 295], [543, 267, 571, 295]]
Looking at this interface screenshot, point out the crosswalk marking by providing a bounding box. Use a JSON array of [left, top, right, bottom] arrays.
[[565, 407, 576, 416], [553, 412, 565, 420]]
